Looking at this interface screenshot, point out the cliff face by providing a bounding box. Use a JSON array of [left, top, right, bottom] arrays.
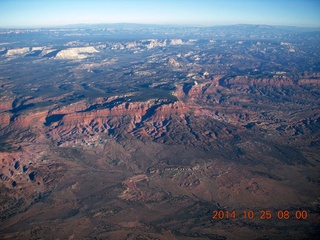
[[43, 100, 189, 145]]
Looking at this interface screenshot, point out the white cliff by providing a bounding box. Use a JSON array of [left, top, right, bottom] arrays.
[[6, 47, 30, 56], [55, 47, 99, 60]]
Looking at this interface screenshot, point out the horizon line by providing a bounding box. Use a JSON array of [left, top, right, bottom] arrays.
[[1, 22, 320, 30]]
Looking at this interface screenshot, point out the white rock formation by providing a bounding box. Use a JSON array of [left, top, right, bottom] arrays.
[[126, 42, 138, 49], [6, 47, 30, 56], [168, 57, 181, 68], [55, 47, 99, 60], [111, 43, 125, 50], [145, 39, 167, 49], [32, 47, 43, 51], [170, 39, 184, 45]]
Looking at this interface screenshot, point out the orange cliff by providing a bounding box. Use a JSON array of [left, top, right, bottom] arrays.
[[41, 100, 192, 143], [59, 102, 152, 125], [2, 99, 188, 134]]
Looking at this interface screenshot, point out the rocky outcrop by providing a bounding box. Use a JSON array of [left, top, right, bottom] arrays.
[[55, 47, 99, 60], [144, 39, 167, 49], [6, 47, 30, 56], [170, 39, 184, 45], [31, 47, 43, 51], [168, 57, 181, 68], [125, 41, 138, 49]]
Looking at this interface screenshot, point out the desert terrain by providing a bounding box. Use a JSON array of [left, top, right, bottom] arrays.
[[0, 24, 319, 239]]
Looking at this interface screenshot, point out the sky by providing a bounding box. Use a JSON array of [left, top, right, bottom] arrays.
[[0, 0, 319, 28]]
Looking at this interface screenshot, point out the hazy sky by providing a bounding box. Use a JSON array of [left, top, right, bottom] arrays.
[[0, 0, 319, 28]]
